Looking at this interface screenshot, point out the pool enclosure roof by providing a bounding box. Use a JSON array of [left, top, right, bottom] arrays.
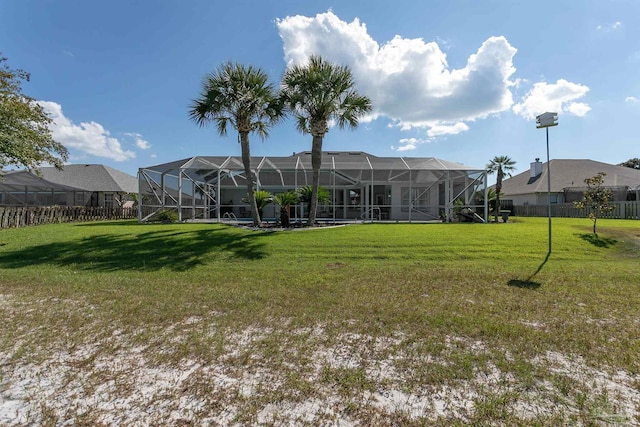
[[141, 151, 485, 188]]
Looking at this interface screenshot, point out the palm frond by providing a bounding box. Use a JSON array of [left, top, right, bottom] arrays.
[[281, 55, 372, 137], [274, 191, 298, 208], [189, 62, 284, 139]]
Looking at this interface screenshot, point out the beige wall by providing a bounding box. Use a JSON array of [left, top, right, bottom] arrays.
[[506, 193, 564, 206]]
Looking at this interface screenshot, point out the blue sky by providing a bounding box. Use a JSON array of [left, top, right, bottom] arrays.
[[2, 0, 639, 178]]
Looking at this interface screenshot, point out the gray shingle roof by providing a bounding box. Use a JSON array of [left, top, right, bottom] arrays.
[[0, 170, 83, 192], [38, 164, 137, 193], [501, 159, 640, 195]]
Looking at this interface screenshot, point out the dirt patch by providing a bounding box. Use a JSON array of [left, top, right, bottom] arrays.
[[2, 322, 639, 425], [325, 262, 347, 269]]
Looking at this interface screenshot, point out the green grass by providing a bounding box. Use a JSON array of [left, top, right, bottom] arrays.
[[1, 217, 639, 425]]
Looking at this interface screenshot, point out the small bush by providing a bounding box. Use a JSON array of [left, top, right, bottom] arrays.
[[155, 209, 178, 223]]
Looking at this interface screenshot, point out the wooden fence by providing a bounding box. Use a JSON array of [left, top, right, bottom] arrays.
[[0, 206, 138, 229], [512, 201, 640, 220]]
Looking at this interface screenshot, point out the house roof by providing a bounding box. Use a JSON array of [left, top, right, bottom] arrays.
[[501, 159, 640, 195], [37, 164, 138, 193], [0, 170, 84, 192]]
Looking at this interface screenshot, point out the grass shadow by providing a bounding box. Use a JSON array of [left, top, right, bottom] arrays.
[[508, 252, 549, 289], [577, 233, 617, 248], [507, 279, 541, 289], [75, 220, 144, 227], [0, 226, 267, 272]]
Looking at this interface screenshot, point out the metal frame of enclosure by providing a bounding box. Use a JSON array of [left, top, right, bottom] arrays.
[[0, 170, 92, 207], [137, 152, 488, 223]]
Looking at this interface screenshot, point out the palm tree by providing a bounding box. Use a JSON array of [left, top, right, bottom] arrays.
[[296, 184, 331, 218], [189, 62, 283, 226], [243, 190, 273, 221], [486, 155, 516, 222], [273, 190, 298, 227], [281, 56, 372, 225]]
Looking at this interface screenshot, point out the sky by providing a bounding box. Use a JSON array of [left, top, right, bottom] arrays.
[[2, 0, 639, 180]]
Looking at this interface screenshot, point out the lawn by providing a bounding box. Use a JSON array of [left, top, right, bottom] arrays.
[[0, 217, 638, 425]]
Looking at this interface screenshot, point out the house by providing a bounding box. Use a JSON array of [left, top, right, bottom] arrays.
[[0, 170, 88, 207], [138, 151, 489, 222], [501, 159, 640, 206], [0, 164, 137, 207], [39, 164, 138, 208]]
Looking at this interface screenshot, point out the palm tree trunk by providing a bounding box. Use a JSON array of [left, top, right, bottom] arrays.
[[240, 132, 260, 226], [308, 134, 323, 226], [281, 204, 290, 227]]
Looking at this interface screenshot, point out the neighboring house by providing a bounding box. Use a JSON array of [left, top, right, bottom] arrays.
[[0, 164, 137, 207], [139, 151, 488, 222], [0, 170, 88, 207], [39, 164, 138, 208], [501, 159, 640, 206]]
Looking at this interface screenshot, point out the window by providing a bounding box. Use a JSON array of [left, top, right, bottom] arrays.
[[75, 192, 85, 206], [104, 193, 114, 209]]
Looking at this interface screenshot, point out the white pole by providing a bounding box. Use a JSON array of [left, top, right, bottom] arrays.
[[546, 127, 552, 254]]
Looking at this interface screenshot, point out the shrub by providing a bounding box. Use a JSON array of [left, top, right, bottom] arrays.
[[155, 209, 178, 223]]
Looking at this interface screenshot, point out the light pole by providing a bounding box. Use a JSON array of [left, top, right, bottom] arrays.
[[536, 112, 558, 254]]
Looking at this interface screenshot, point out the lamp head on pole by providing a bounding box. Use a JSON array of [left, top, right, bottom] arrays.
[[536, 112, 558, 128]]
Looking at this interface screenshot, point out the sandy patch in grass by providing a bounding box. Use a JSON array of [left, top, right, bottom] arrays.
[[1, 299, 639, 425]]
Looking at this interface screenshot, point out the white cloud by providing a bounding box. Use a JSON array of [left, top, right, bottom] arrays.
[[276, 10, 517, 133], [391, 137, 429, 152], [565, 102, 591, 116], [427, 122, 469, 137], [512, 79, 590, 120], [596, 21, 622, 32], [396, 144, 416, 152], [125, 132, 151, 150], [625, 96, 639, 103], [391, 123, 468, 151], [38, 101, 136, 161]]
